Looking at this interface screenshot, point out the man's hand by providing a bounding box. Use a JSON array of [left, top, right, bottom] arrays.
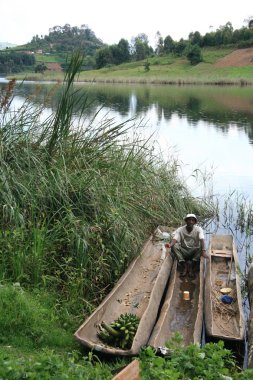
[[165, 243, 171, 249], [202, 250, 209, 259]]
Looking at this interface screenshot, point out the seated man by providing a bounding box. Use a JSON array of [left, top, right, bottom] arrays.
[[166, 213, 208, 276]]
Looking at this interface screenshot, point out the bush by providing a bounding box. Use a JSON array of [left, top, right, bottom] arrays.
[[35, 63, 47, 73], [139, 334, 242, 379], [186, 44, 203, 65]]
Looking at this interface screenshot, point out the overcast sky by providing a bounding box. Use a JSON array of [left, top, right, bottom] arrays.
[[1, 0, 252, 47]]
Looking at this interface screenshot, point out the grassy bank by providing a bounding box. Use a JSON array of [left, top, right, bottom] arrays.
[[9, 47, 253, 85], [2, 52, 253, 378]]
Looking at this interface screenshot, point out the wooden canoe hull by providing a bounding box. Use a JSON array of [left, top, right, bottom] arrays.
[[148, 257, 204, 347], [204, 234, 245, 341], [74, 234, 173, 355], [112, 360, 140, 380]]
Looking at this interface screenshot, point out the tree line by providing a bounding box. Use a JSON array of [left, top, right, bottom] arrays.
[[1, 21, 253, 73], [96, 22, 253, 67], [0, 51, 35, 74]]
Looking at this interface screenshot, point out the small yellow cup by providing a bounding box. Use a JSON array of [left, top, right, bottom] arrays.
[[183, 291, 190, 300]]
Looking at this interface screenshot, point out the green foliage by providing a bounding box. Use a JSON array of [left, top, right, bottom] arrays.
[[163, 35, 175, 54], [189, 31, 203, 46], [237, 369, 253, 379], [0, 284, 72, 348], [173, 38, 188, 56], [0, 350, 113, 379], [0, 51, 35, 73], [132, 33, 153, 61], [186, 44, 203, 65], [35, 63, 47, 73], [139, 335, 241, 379], [144, 60, 150, 72], [26, 24, 104, 56], [95, 39, 130, 68]]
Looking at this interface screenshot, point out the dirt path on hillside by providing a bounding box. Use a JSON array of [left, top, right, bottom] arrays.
[[214, 47, 253, 67], [46, 62, 62, 72]]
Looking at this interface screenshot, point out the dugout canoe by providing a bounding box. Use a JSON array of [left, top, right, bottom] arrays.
[[204, 234, 245, 341], [74, 229, 173, 356], [148, 257, 204, 348], [112, 359, 140, 380], [247, 262, 253, 368]]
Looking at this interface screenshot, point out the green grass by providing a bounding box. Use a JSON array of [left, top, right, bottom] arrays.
[[71, 47, 253, 84], [0, 347, 116, 379], [201, 46, 235, 63], [9, 46, 253, 84], [35, 53, 65, 63], [0, 284, 73, 349]]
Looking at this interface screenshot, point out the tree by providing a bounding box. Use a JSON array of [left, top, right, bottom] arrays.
[[174, 39, 188, 56], [188, 31, 202, 46], [0, 51, 35, 73], [202, 32, 216, 46], [131, 34, 152, 61], [35, 63, 47, 73], [29, 24, 104, 56], [95, 39, 130, 68], [155, 31, 164, 55], [116, 39, 130, 63], [95, 47, 113, 68], [163, 35, 175, 54], [219, 22, 233, 44], [186, 44, 203, 65]]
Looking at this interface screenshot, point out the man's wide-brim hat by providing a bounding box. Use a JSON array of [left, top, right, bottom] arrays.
[[184, 213, 197, 222]]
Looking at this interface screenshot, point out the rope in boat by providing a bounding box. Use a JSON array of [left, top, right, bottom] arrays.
[[211, 279, 238, 335]]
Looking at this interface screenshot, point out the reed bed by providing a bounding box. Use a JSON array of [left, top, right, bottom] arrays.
[[0, 52, 212, 321]]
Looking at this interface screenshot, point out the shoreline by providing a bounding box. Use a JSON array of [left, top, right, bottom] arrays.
[[5, 75, 253, 86]]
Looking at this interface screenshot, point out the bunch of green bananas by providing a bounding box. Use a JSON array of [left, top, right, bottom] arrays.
[[97, 313, 140, 349]]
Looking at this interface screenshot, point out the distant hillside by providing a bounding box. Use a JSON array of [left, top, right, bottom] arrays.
[[0, 42, 17, 50], [23, 24, 105, 57]]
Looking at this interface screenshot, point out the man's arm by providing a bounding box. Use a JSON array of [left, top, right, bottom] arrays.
[[165, 238, 177, 249], [200, 238, 209, 258]]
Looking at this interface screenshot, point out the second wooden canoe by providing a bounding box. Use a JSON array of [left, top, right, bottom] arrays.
[[112, 360, 140, 380], [204, 234, 245, 341], [148, 257, 204, 348]]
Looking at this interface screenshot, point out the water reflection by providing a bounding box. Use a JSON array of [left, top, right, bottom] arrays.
[[2, 81, 253, 135], [1, 81, 253, 198]]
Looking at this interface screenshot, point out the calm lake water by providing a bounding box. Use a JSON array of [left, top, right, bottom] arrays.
[[2, 80, 253, 201]]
